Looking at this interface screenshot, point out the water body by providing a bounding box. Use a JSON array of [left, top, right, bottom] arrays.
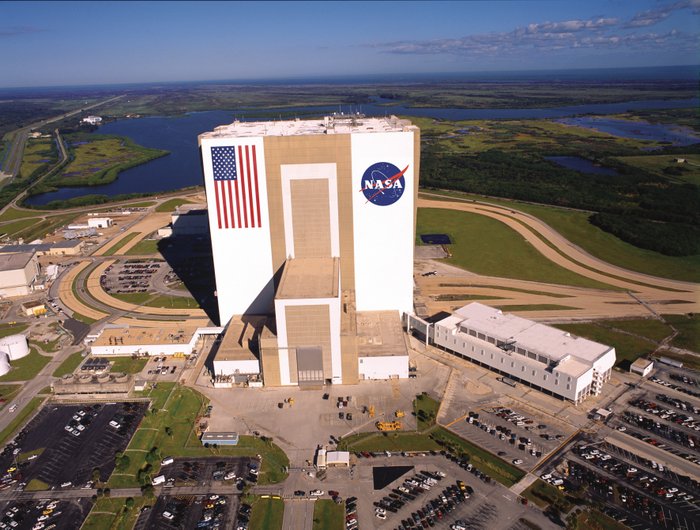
[[25, 98, 699, 205], [557, 116, 700, 146], [545, 156, 619, 176]]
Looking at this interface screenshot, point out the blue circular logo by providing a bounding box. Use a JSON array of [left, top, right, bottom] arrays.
[[360, 162, 407, 206]]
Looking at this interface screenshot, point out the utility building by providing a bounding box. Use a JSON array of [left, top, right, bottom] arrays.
[[200, 115, 419, 386]]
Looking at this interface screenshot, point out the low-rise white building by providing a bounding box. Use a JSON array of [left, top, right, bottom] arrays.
[[630, 358, 654, 377], [82, 116, 102, 125], [433, 303, 616, 403], [90, 325, 203, 357], [87, 217, 113, 229], [212, 317, 264, 378], [357, 311, 409, 380]]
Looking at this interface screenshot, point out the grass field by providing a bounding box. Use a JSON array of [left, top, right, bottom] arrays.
[[112, 291, 199, 309], [0, 348, 51, 382], [663, 313, 699, 352], [155, 198, 192, 212], [522, 479, 573, 511], [46, 135, 167, 188], [417, 208, 617, 290], [125, 239, 159, 255], [0, 384, 21, 409], [109, 356, 148, 374], [247, 496, 284, 530], [312, 499, 344, 530], [103, 232, 141, 255], [24, 478, 50, 491], [421, 191, 700, 282], [339, 426, 524, 487], [0, 207, 43, 222], [52, 351, 84, 377], [19, 137, 57, 179], [71, 311, 98, 325], [82, 497, 144, 530], [0, 323, 28, 338], [572, 509, 629, 530], [109, 384, 289, 489], [415, 393, 440, 430], [0, 397, 45, 446], [614, 154, 700, 186]]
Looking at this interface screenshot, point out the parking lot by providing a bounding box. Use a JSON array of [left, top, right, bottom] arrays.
[[134, 494, 237, 530], [0, 498, 93, 530], [285, 453, 555, 530], [156, 457, 255, 489], [0, 402, 148, 489], [100, 259, 169, 294], [539, 439, 700, 530]]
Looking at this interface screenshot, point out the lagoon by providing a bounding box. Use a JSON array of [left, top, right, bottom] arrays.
[[24, 98, 699, 205], [545, 156, 619, 176]]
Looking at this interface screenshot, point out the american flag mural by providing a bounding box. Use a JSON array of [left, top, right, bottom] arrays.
[[211, 145, 262, 229]]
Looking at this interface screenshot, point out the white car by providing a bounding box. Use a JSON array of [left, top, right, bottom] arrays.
[[512, 459, 523, 465], [375, 512, 386, 520], [375, 508, 386, 515], [309, 489, 324, 496]]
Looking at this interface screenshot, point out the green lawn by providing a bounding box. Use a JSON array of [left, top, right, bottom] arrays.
[[0, 348, 51, 382], [109, 356, 148, 374], [247, 496, 284, 530], [103, 232, 141, 255], [71, 311, 98, 325], [421, 191, 700, 282], [19, 137, 57, 179], [415, 393, 440, 430], [417, 208, 617, 290], [125, 239, 159, 255], [0, 323, 28, 339], [340, 426, 524, 487], [112, 291, 199, 309], [0, 218, 37, 238], [156, 198, 192, 212], [430, 427, 525, 487], [615, 153, 700, 186], [0, 207, 42, 222], [0, 384, 21, 409], [605, 318, 674, 343], [0, 397, 45, 445], [553, 322, 656, 369], [108, 384, 289, 488], [82, 497, 145, 530], [572, 509, 629, 530], [312, 499, 344, 530], [24, 478, 50, 491], [52, 351, 84, 377], [522, 479, 573, 511], [663, 313, 699, 352]]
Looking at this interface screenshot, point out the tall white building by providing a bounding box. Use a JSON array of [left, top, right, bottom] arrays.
[[433, 303, 616, 403], [200, 115, 420, 386]]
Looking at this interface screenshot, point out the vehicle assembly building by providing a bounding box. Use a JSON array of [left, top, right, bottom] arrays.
[[433, 303, 616, 403], [200, 115, 420, 386]]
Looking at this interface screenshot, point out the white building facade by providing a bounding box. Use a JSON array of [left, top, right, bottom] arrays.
[[434, 303, 616, 403]]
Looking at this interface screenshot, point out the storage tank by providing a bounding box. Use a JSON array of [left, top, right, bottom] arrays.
[[0, 354, 9, 376], [0, 335, 29, 361]]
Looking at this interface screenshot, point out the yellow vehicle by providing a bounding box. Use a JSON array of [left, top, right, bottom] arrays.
[[368, 405, 375, 418], [395, 410, 405, 418], [376, 421, 402, 431], [288, 397, 294, 406]]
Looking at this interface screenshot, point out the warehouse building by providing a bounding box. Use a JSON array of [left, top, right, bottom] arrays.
[[433, 303, 616, 403], [0, 251, 39, 297], [89, 325, 223, 357], [200, 114, 419, 386]]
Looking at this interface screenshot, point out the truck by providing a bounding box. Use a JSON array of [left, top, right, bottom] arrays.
[[152, 475, 166, 486], [376, 421, 402, 431]]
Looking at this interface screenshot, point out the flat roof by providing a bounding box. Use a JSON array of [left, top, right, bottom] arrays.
[[199, 115, 416, 140], [356, 310, 408, 358], [201, 432, 239, 441], [92, 325, 199, 348], [452, 303, 612, 363], [0, 241, 81, 253], [0, 251, 34, 271], [276, 257, 339, 300], [215, 316, 265, 362], [631, 358, 654, 369]]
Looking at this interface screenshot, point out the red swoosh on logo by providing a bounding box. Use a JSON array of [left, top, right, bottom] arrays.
[[360, 165, 409, 203]]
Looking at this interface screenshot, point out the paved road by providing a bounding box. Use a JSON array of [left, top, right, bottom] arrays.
[[415, 194, 699, 320], [0, 95, 124, 181]]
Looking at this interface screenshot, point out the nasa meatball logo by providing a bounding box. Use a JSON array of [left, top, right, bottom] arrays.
[[360, 162, 408, 206]]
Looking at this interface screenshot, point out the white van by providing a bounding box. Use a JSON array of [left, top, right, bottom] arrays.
[[152, 475, 166, 486], [161, 457, 174, 466]]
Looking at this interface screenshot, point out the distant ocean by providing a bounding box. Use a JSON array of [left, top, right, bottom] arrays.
[[1, 65, 698, 95]]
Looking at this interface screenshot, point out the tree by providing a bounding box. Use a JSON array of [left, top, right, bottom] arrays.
[[165, 426, 173, 437], [124, 497, 135, 510]]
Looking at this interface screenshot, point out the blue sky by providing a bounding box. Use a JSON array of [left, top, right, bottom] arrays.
[[1, 0, 698, 87]]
